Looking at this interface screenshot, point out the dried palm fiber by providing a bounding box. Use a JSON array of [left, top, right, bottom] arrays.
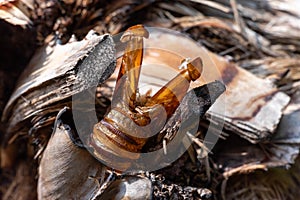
[[240, 57, 300, 95], [1, 0, 300, 199], [221, 155, 300, 200], [2, 0, 300, 59], [214, 89, 300, 177], [3, 25, 285, 199], [0, 0, 163, 44], [151, 0, 300, 58], [212, 88, 300, 199]]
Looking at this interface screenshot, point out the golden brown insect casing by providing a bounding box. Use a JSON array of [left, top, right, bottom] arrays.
[[89, 25, 203, 171]]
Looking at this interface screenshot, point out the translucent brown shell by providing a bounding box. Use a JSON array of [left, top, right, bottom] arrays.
[[89, 24, 203, 171]]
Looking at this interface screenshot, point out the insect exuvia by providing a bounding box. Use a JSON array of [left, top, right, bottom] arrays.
[[88, 24, 203, 171]]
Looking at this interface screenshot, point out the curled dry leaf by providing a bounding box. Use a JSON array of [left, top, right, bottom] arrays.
[[38, 121, 104, 200]]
